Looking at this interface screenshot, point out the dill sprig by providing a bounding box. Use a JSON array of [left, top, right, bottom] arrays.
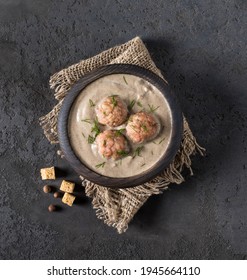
[[148, 104, 160, 113], [123, 76, 128, 85], [141, 124, 148, 132], [117, 150, 129, 157], [115, 159, 123, 167], [130, 124, 138, 133], [87, 118, 101, 144], [151, 137, 165, 145], [87, 135, 95, 144], [89, 99, 95, 107], [111, 95, 118, 108], [81, 119, 91, 124], [133, 146, 144, 158], [115, 128, 125, 136], [128, 99, 136, 110], [91, 118, 101, 137], [137, 101, 143, 107], [158, 137, 166, 144], [95, 162, 106, 168]]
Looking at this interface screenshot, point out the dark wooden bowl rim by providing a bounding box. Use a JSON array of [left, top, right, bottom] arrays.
[[58, 64, 183, 188]]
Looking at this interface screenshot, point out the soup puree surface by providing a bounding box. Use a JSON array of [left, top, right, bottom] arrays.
[[68, 74, 172, 178]]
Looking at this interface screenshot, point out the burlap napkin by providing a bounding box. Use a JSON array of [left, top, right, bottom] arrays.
[[40, 37, 204, 233]]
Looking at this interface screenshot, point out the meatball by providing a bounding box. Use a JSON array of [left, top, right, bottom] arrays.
[[95, 95, 128, 127], [96, 130, 129, 160], [126, 111, 159, 144]]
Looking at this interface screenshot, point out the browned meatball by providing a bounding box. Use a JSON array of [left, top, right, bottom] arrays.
[[126, 111, 159, 143], [96, 130, 129, 160], [95, 95, 128, 127]]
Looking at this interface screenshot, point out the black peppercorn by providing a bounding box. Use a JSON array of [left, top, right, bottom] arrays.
[[43, 185, 51, 193], [53, 192, 60, 198], [48, 204, 56, 212]]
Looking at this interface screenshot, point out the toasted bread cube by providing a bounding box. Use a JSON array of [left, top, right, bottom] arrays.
[[62, 192, 76, 206], [40, 167, 56, 180], [60, 180, 75, 193]]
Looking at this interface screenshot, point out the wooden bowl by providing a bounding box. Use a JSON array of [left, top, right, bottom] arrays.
[[57, 64, 183, 188]]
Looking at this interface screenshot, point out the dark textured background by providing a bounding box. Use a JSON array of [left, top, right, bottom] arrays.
[[0, 0, 247, 260]]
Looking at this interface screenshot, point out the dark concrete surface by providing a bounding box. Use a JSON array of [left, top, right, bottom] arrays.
[[0, 0, 247, 260]]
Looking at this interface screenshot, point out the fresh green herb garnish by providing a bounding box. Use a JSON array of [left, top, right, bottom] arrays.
[[111, 95, 118, 108], [81, 119, 91, 124], [91, 118, 101, 137], [117, 150, 129, 157], [130, 125, 138, 133], [95, 162, 106, 168], [87, 118, 101, 145], [115, 128, 125, 136], [123, 76, 128, 85], [141, 124, 148, 132], [148, 104, 160, 113], [133, 146, 144, 158], [89, 99, 95, 107], [137, 101, 143, 107], [115, 159, 123, 167], [128, 99, 136, 110], [88, 135, 95, 144], [152, 138, 165, 145], [159, 137, 166, 144]]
